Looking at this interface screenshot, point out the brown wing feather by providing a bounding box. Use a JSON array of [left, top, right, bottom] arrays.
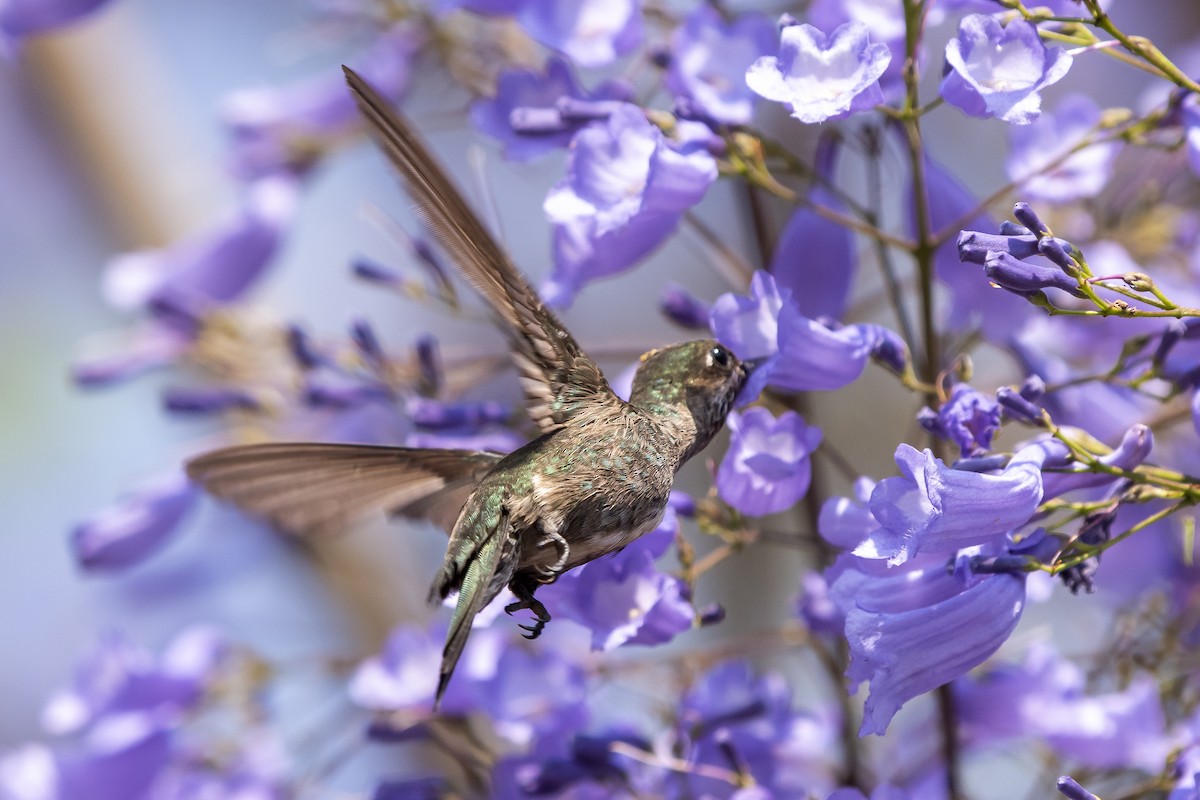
[[342, 66, 617, 433], [186, 443, 500, 536]]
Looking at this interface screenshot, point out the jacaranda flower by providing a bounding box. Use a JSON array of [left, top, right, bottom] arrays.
[[941, 15, 1073, 125], [818, 477, 879, 550], [1185, 94, 1200, 177], [919, 383, 1002, 457], [517, 0, 642, 68], [470, 57, 633, 162], [856, 441, 1049, 565], [665, 6, 775, 126], [542, 104, 716, 306], [71, 472, 199, 571], [1006, 94, 1120, 202], [746, 21, 891, 124], [833, 556, 1027, 735], [717, 407, 822, 516]]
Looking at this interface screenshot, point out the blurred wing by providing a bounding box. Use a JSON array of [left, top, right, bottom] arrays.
[[343, 66, 616, 434], [186, 443, 501, 536]]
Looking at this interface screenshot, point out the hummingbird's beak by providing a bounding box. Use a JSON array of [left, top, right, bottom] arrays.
[[741, 356, 770, 375]]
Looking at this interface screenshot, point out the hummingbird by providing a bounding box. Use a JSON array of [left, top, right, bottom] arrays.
[[186, 66, 755, 708]]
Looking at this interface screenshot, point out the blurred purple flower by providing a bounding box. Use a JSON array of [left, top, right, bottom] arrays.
[[1058, 777, 1101, 800], [544, 510, 693, 651], [41, 627, 223, 736], [771, 141, 855, 320], [746, 21, 890, 124], [542, 104, 716, 305], [710, 271, 877, 397], [857, 441, 1048, 565], [1006, 94, 1119, 201], [71, 471, 199, 572], [919, 384, 1001, 457], [518, 0, 642, 68], [717, 407, 822, 516], [797, 571, 842, 636], [102, 176, 298, 316], [659, 283, 711, 329], [665, 6, 775, 126], [470, 57, 632, 162], [957, 643, 1170, 770], [941, 15, 1073, 125], [833, 558, 1027, 735], [1039, 423, 1153, 499], [828, 787, 911, 800], [472, 644, 588, 746], [221, 26, 421, 179], [0, 0, 113, 55], [1185, 94, 1200, 176], [348, 625, 444, 714], [920, 156, 1035, 341]]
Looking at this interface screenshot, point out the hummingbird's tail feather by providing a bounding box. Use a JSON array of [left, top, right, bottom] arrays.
[[435, 507, 514, 710], [186, 443, 500, 536]]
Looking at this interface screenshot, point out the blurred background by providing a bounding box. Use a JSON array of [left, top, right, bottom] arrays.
[[3, 0, 1199, 783]]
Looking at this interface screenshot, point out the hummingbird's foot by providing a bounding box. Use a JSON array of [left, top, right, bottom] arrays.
[[505, 595, 551, 640], [533, 529, 569, 582]]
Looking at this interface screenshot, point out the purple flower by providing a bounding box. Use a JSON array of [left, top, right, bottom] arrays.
[[857, 441, 1049, 565], [665, 6, 776, 126], [471, 645, 588, 746], [920, 384, 1001, 457], [543, 510, 693, 651], [710, 272, 876, 397], [221, 26, 421, 179], [956, 643, 1170, 770], [0, 0, 113, 55], [941, 15, 1073, 125], [348, 625, 444, 714], [517, 0, 642, 68], [542, 104, 716, 306], [832, 558, 1027, 735], [771, 142, 855, 320], [1006, 94, 1120, 201], [747, 21, 890, 124], [470, 58, 632, 162], [1058, 777, 1101, 800], [71, 472, 199, 571], [717, 407, 822, 516], [1185, 94, 1200, 177], [41, 627, 224, 735], [102, 176, 297, 315], [659, 283, 711, 329], [818, 477, 880, 550]]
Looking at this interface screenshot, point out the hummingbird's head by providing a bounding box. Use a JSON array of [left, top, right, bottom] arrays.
[[629, 339, 752, 454]]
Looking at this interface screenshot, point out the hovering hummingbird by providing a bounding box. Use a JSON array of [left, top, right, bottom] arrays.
[[186, 66, 755, 708]]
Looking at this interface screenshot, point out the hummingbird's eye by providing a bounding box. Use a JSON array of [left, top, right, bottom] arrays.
[[709, 345, 730, 368]]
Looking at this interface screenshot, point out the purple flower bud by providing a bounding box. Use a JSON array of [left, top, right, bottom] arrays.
[[415, 334, 442, 394], [998, 220, 1028, 236], [984, 251, 1083, 297], [1041, 424, 1153, 500], [957, 230, 1040, 264], [1038, 236, 1076, 270], [352, 256, 405, 286], [698, 603, 726, 626], [555, 96, 625, 123], [1057, 776, 1100, 800], [1154, 319, 1188, 366], [162, 386, 260, 415], [303, 376, 393, 409], [660, 283, 712, 329], [287, 324, 323, 370], [351, 318, 386, 364], [406, 397, 510, 429], [1020, 374, 1046, 401], [373, 777, 448, 800], [862, 324, 909, 374], [668, 490, 697, 517], [1013, 202, 1050, 238], [72, 473, 198, 571], [997, 385, 1044, 424]]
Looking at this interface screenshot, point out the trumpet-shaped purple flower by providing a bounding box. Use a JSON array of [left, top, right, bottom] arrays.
[[1185, 94, 1200, 176], [665, 6, 776, 126], [919, 384, 1001, 457], [941, 15, 1073, 125], [103, 176, 298, 315], [222, 26, 421, 179], [717, 407, 822, 516], [710, 272, 877, 399], [0, 0, 113, 55], [818, 477, 880, 550], [1039, 423, 1153, 499], [746, 22, 890, 124], [518, 0, 642, 68], [1006, 94, 1119, 202], [71, 472, 199, 572], [833, 558, 1027, 735], [470, 57, 632, 162], [542, 104, 716, 306], [857, 441, 1049, 565]]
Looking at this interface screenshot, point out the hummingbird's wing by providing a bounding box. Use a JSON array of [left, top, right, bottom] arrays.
[[186, 443, 501, 536], [436, 504, 517, 709], [343, 66, 618, 435]]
